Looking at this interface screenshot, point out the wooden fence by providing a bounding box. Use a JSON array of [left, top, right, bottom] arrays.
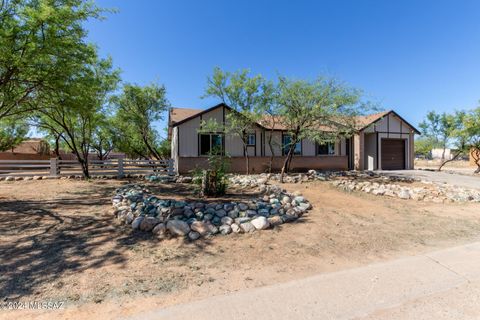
[[0, 158, 174, 178]]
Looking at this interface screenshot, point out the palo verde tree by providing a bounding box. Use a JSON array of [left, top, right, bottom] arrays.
[[111, 83, 170, 160], [33, 56, 119, 178], [0, 0, 103, 120], [203, 67, 271, 174], [276, 76, 363, 182]]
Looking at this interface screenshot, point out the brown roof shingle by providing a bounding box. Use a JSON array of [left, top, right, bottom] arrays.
[[169, 106, 417, 133]]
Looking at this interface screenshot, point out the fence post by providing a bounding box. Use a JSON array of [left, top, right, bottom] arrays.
[[167, 159, 174, 176], [50, 158, 59, 177], [118, 158, 124, 178]]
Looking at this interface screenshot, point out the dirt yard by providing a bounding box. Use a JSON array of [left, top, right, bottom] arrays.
[[1, 179, 480, 319]]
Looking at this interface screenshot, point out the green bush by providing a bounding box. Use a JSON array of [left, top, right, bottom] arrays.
[[193, 147, 230, 197]]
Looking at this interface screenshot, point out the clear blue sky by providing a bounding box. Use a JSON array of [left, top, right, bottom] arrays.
[[86, 0, 480, 134]]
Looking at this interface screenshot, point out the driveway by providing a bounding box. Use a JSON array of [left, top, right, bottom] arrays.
[[126, 242, 480, 320], [379, 169, 480, 190]]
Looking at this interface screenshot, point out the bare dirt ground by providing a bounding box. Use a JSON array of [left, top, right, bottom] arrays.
[[415, 159, 478, 176], [1, 179, 480, 319]]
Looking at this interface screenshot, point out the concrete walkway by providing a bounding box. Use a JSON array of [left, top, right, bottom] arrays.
[[379, 169, 480, 190], [127, 242, 480, 320]]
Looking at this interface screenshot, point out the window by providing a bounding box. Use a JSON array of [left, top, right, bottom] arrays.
[[199, 134, 224, 155], [246, 133, 256, 146], [317, 142, 335, 155], [282, 134, 301, 155]]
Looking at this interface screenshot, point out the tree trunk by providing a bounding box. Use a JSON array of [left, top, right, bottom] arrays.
[[54, 135, 62, 160], [438, 151, 461, 171], [473, 150, 480, 174], [78, 158, 90, 179], [243, 143, 250, 174], [267, 129, 275, 173], [280, 144, 295, 183]]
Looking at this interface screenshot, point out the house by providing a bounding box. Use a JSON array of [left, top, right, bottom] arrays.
[[431, 148, 453, 160], [0, 138, 51, 161], [169, 103, 420, 174]]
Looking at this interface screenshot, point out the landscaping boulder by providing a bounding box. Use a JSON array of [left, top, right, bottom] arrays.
[[219, 224, 232, 235], [240, 222, 255, 233], [140, 217, 160, 232], [132, 216, 144, 230], [166, 220, 190, 236], [251, 216, 270, 230], [152, 223, 167, 238]]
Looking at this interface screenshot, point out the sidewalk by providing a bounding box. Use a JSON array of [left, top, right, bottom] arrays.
[[126, 242, 480, 320]]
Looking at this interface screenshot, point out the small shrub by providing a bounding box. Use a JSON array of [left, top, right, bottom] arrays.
[[193, 148, 230, 197]]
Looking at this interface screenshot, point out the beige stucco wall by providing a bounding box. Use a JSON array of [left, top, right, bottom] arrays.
[[364, 133, 377, 170], [264, 131, 282, 156], [178, 116, 200, 157]]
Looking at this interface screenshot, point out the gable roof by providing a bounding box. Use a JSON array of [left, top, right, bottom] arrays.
[[356, 110, 420, 134], [169, 104, 420, 134]]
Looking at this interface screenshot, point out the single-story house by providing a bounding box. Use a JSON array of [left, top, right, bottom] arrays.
[[169, 103, 420, 174]]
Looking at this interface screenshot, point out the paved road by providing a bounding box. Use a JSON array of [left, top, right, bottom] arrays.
[[379, 169, 480, 190], [126, 242, 480, 320]]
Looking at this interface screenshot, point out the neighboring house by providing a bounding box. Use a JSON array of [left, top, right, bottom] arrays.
[[431, 148, 453, 160], [0, 138, 51, 161], [169, 103, 420, 174]]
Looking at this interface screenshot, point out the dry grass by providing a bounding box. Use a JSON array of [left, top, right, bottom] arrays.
[[1, 179, 479, 319]]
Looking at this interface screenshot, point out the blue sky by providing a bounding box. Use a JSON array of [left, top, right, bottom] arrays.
[[86, 0, 480, 135]]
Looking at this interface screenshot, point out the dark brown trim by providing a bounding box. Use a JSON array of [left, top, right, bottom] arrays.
[[387, 114, 390, 138], [376, 132, 379, 170], [173, 103, 228, 127], [197, 114, 202, 157], [374, 131, 410, 134], [177, 127, 180, 157], [358, 110, 421, 134]]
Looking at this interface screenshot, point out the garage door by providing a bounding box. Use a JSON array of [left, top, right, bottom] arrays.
[[381, 139, 405, 170]]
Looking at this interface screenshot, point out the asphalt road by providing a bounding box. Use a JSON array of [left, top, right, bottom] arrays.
[[126, 242, 480, 320]]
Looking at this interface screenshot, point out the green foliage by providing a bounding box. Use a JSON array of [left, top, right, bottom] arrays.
[[456, 107, 480, 172], [0, 117, 29, 151], [90, 114, 116, 160], [419, 111, 457, 154], [111, 83, 170, 159], [33, 55, 120, 177], [203, 67, 274, 173], [193, 147, 230, 197], [414, 137, 438, 158], [276, 76, 363, 177], [0, 0, 104, 119]]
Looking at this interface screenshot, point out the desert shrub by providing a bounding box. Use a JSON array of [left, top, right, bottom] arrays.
[[193, 148, 230, 197]]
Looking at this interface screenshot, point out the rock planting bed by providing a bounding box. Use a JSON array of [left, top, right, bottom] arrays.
[[330, 174, 480, 203], [112, 184, 312, 240], [228, 170, 480, 204]]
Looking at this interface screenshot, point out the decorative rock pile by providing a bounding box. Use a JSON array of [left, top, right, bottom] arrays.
[[331, 179, 480, 203], [112, 184, 312, 241]]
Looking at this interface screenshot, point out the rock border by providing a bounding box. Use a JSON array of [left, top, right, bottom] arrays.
[[112, 184, 312, 241]]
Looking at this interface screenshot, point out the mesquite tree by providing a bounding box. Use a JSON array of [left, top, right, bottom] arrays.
[[111, 83, 170, 160], [419, 111, 458, 170], [33, 57, 119, 178], [0, 0, 103, 120], [203, 68, 271, 174], [276, 77, 362, 182]]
